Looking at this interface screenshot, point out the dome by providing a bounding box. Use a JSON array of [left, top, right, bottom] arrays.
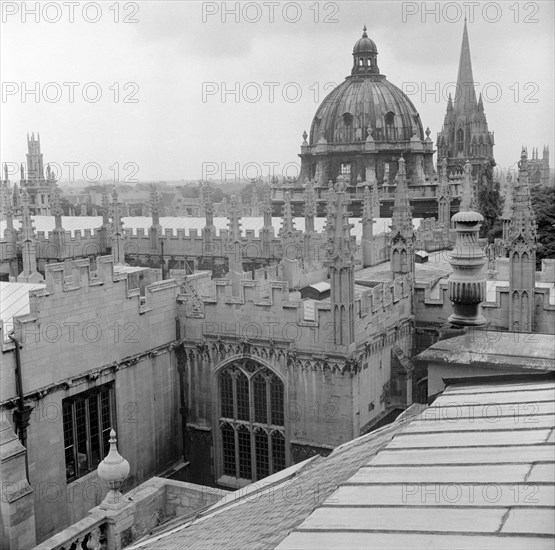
[[309, 76, 424, 145], [353, 25, 377, 54], [309, 27, 423, 146]]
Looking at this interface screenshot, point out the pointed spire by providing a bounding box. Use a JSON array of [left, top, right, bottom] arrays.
[[478, 93, 484, 112], [447, 93, 453, 111], [262, 184, 272, 229], [51, 184, 64, 228], [101, 186, 110, 226], [324, 186, 337, 236], [226, 195, 243, 296], [454, 20, 477, 114], [149, 184, 160, 226], [228, 195, 242, 242], [20, 191, 34, 241], [111, 185, 126, 265], [203, 184, 214, 228], [279, 192, 296, 238], [304, 181, 317, 234], [325, 178, 355, 269], [509, 148, 537, 244], [4, 183, 14, 231], [391, 156, 413, 235], [17, 191, 43, 282], [502, 172, 514, 220], [362, 185, 374, 225]]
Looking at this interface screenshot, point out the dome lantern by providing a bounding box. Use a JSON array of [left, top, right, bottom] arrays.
[[352, 25, 379, 76]]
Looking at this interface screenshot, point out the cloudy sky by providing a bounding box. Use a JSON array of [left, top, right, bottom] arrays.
[[1, 0, 553, 183]]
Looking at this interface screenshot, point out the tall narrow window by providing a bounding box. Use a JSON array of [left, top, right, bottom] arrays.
[[62, 384, 115, 482], [218, 361, 286, 482], [457, 128, 464, 153]]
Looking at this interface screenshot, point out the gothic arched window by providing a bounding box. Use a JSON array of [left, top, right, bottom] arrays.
[[457, 128, 464, 153], [218, 360, 285, 482]]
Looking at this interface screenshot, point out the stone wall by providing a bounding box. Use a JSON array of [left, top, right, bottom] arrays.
[[0, 257, 183, 544]]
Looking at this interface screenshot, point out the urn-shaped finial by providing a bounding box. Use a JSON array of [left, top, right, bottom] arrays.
[[97, 429, 130, 509]]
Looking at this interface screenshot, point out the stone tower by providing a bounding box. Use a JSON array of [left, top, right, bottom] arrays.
[[436, 21, 494, 178], [21, 132, 55, 215], [508, 148, 537, 332]]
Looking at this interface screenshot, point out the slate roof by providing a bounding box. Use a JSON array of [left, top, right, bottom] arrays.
[[355, 250, 453, 286], [0, 281, 45, 340], [277, 376, 555, 550], [128, 417, 409, 550], [132, 376, 555, 550]]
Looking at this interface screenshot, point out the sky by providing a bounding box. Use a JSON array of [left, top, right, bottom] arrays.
[[1, 0, 553, 184]]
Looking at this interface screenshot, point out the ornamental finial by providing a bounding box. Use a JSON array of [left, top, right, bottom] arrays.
[[98, 429, 130, 510]]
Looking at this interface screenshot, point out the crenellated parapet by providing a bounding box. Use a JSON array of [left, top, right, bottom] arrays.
[[177, 264, 413, 356]]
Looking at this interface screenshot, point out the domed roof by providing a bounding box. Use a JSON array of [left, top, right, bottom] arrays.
[[309, 76, 424, 145], [353, 25, 377, 54], [309, 27, 424, 146]]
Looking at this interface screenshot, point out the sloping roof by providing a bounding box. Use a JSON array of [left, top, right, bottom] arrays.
[[277, 376, 555, 549], [128, 420, 406, 550], [0, 281, 46, 339]]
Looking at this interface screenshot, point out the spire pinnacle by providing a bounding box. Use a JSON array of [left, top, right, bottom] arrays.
[[279, 192, 296, 238], [228, 195, 242, 242], [454, 20, 477, 113]]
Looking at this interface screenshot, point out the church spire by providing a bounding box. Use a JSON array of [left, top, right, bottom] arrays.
[[454, 19, 477, 114]]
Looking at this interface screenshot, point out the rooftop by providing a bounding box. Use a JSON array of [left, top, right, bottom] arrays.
[[129, 375, 555, 550], [0, 281, 45, 339]]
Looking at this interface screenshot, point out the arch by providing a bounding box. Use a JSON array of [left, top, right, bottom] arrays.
[[215, 357, 286, 483]]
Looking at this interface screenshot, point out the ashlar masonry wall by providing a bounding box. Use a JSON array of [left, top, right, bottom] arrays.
[[0, 256, 182, 544]]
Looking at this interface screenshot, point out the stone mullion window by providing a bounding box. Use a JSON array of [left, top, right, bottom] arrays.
[[218, 363, 285, 483], [63, 384, 114, 483]]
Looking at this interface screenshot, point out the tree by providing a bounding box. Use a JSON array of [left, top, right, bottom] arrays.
[[476, 175, 503, 241], [530, 185, 555, 265]]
